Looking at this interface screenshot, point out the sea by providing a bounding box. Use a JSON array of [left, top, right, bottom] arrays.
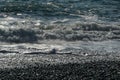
[[0, 0, 120, 55]]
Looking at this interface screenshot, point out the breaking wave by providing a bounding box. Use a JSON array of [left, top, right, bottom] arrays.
[[0, 22, 120, 43], [0, 0, 120, 43]]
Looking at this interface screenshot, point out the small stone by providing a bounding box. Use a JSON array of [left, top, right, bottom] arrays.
[[50, 48, 57, 54]]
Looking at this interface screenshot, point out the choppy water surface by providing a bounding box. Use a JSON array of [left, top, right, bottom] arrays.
[[0, 0, 120, 54]]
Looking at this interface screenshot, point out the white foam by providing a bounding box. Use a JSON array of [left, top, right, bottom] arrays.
[[0, 21, 9, 25], [16, 13, 22, 16], [81, 15, 99, 21], [51, 19, 69, 24], [6, 16, 16, 20], [34, 22, 41, 26], [0, 25, 5, 28]]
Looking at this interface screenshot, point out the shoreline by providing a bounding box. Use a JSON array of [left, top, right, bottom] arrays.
[[0, 53, 120, 68], [0, 53, 120, 79], [0, 54, 120, 80]]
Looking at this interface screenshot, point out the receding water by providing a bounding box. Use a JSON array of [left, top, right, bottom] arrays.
[[0, 40, 120, 55]]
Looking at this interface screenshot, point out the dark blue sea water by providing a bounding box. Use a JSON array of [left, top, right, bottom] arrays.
[[0, 0, 120, 21]]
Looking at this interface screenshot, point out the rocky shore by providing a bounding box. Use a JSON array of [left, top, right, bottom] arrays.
[[0, 52, 120, 80]]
